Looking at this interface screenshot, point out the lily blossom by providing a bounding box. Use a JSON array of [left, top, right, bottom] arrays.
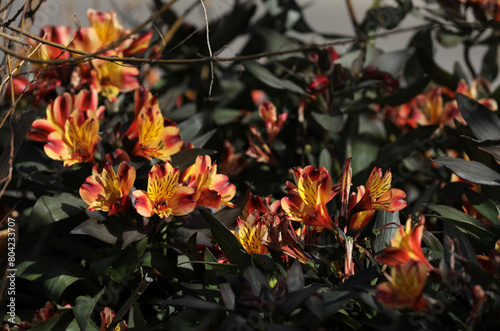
[[28, 90, 105, 142], [44, 109, 101, 166], [80, 162, 136, 215], [181, 155, 236, 209], [131, 103, 183, 161], [28, 25, 72, 77], [258, 102, 288, 143], [348, 167, 407, 230], [376, 260, 428, 311], [87, 9, 123, 48], [133, 163, 196, 219], [376, 218, 433, 270], [90, 51, 140, 102], [234, 218, 269, 255], [281, 166, 336, 230]]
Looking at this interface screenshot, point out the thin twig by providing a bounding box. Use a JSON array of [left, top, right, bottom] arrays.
[[345, 0, 358, 32], [0, 20, 443, 66], [198, 0, 214, 98]]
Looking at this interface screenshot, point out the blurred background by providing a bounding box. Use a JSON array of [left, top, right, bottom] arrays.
[[1, 0, 493, 83]]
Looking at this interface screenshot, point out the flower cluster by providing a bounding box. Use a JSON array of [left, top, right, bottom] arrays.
[[230, 161, 408, 269], [382, 78, 497, 131], [14, 9, 153, 104], [375, 219, 433, 311]]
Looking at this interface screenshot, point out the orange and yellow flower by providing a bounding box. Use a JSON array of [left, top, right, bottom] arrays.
[[75, 9, 152, 55], [44, 109, 101, 166], [80, 162, 136, 215], [181, 155, 236, 209], [258, 101, 288, 143], [281, 166, 336, 229], [90, 52, 140, 102], [28, 26, 71, 75], [28, 90, 105, 142], [348, 167, 407, 230], [376, 218, 433, 270], [133, 163, 196, 219], [376, 260, 428, 311], [234, 218, 269, 255], [129, 95, 183, 161]]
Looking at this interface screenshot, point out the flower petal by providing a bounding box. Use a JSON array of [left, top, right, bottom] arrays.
[[133, 190, 154, 217], [169, 186, 196, 216]]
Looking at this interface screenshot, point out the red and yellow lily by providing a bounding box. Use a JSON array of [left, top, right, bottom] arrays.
[[234, 218, 269, 255], [376, 260, 428, 311], [28, 90, 105, 142], [258, 101, 288, 143], [44, 109, 101, 166], [376, 218, 433, 270], [181, 155, 236, 210], [281, 166, 336, 230], [80, 162, 136, 215], [90, 51, 140, 102], [133, 163, 196, 219], [348, 167, 407, 230], [127, 89, 183, 161]]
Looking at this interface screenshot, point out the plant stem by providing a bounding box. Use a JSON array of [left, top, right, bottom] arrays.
[[107, 276, 153, 331]]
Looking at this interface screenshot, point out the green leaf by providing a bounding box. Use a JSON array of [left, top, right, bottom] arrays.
[[433, 156, 500, 186], [209, 2, 257, 51], [319, 148, 332, 174], [369, 48, 414, 77], [350, 136, 379, 175], [213, 108, 243, 125], [243, 60, 305, 94], [243, 265, 270, 297], [373, 211, 400, 253], [443, 222, 479, 266], [200, 208, 251, 270], [479, 145, 500, 162], [122, 224, 154, 249], [286, 259, 304, 293], [280, 284, 324, 315], [254, 26, 298, 60], [177, 111, 211, 142], [190, 129, 216, 148], [457, 93, 500, 142], [43, 267, 81, 302], [70, 218, 119, 244], [429, 205, 496, 244], [219, 282, 235, 310], [436, 28, 467, 48], [375, 125, 438, 171], [422, 230, 444, 261], [73, 288, 105, 331], [170, 148, 217, 172], [128, 302, 149, 330], [28, 193, 87, 232], [480, 43, 499, 82], [310, 112, 344, 133], [159, 296, 224, 310], [464, 190, 500, 229]]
